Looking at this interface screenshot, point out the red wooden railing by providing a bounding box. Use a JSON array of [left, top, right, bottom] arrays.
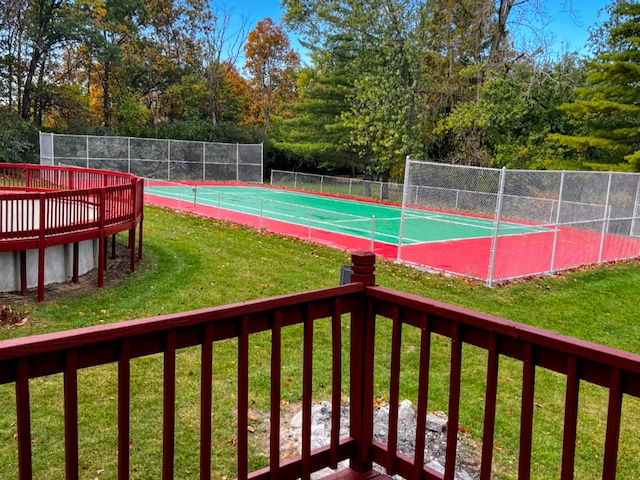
[[0, 252, 639, 479], [0, 163, 144, 301]]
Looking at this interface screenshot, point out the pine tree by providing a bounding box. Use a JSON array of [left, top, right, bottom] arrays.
[[550, 1, 640, 170]]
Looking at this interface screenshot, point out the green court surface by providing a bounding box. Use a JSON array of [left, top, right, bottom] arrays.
[[146, 185, 545, 245]]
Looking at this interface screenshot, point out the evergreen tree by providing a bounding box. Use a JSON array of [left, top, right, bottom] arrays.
[[550, 1, 640, 171], [275, 39, 360, 174]]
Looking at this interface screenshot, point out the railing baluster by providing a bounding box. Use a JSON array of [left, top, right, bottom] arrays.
[[518, 343, 536, 480], [386, 305, 402, 474], [270, 310, 283, 480], [330, 299, 342, 470], [560, 356, 580, 480], [602, 368, 623, 480], [238, 316, 250, 480], [412, 312, 431, 480], [479, 333, 499, 480], [301, 303, 315, 480], [64, 350, 79, 480], [200, 324, 214, 480], [162, 330, 177, 480], [16, 359, 33, 480], [118, 339, 131, 480], [361, 296, 376, 469], [444, 322, 462, 480]]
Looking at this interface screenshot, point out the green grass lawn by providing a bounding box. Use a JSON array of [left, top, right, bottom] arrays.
[[1, 205, 639, 479]]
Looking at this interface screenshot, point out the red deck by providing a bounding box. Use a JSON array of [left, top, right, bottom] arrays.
[[0, 252, 638, 479]]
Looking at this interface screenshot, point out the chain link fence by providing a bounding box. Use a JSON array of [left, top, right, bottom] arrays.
[[270, 170, 404, 202], [39, 132, 263, 183], [401, 158, 640, 285]]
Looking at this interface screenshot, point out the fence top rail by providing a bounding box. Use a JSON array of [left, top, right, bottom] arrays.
[[46, 132, 263, 148], [367, 285, 640, 379], [0, 283, 363, 370], [406, 158, 640, 177]]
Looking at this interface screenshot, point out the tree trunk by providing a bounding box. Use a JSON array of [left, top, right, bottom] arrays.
[[21, 48, 41, 120]]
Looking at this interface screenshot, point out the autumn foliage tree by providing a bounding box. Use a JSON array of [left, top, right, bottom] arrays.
[[244, 18, 299, 133]]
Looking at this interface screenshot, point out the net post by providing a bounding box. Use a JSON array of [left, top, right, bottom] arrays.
[[487, 166, 507, 287], [260, 199, 264, 230], [599, 171, 613, 263], [308, 208, 313, 239], [217, 192, 221, 219], [193, 185, 197, 208], [550, 171, 565, 273], [396, 155, 411, 263], [370, 216, 375, 252]]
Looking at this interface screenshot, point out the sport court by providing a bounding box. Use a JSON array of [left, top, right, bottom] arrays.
[[143, 184, 594, 281]]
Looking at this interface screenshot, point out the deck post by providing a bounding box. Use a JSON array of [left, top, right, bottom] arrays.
[[349, 250, 376, 473], [350, 250, 376, 286]]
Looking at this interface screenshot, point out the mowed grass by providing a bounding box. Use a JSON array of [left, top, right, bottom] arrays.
[[1, 205, 640, 479]]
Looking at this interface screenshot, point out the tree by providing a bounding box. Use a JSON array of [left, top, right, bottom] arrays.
[[437, 53, 584, 169], [550, 1, 640, 171], [275, 41, 360, 174], [244, 18, 300, 133]]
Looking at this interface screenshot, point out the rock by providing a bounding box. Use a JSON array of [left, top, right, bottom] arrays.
[[426, 460, 445, 474], [290, 411, 303, 428], [279, 400, 479, 480], [426, 411, 448, 433], [398, 400, 415, 421]]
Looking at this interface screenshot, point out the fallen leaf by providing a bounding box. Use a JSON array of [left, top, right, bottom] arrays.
[[247, 426, 255, 433]]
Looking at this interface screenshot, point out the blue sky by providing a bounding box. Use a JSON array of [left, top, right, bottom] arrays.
[[225, 0, 612, 65]]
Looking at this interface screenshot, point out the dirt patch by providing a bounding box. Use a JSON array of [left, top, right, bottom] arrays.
[[0, 242, 137, 306]]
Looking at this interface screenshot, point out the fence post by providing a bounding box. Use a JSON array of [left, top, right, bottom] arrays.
[[294, 172, 298, 189], [487, 167, 507, 287], [202, 142, 206, 181], [599, 171, 614, 263], [631, 176, 640, 237], [128, 137, 131, 174], [550, 171, 565, 273], [167, 140, 171, 181], [86, 135, 90, 169], [320, 175, 324, 193], [396, 156, 411, 263], [236, 143, 240, 182]]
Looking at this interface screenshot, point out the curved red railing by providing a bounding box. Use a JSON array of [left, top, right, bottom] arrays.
[[0, 163, 144, 301]]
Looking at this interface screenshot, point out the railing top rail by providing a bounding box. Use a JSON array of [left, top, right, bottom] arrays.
[[0, 283, 363, 379], [0, 162, 138, 183], [368, 285, 640, 384]]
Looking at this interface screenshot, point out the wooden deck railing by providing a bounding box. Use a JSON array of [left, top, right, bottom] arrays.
[[0, 251, 639, 479], [0, 163, 144, 300]]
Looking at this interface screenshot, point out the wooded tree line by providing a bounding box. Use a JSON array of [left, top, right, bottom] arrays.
[[1, 0, 639, 178]]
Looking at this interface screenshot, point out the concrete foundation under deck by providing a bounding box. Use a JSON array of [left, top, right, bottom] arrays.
[[0, 239, 98, 293]]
